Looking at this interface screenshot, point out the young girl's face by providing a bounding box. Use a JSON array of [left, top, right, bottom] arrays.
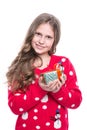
[[32, 23, 54, 56]]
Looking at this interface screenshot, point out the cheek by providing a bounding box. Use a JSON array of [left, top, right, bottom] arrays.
[[32, 36, 38, 42], [47, 42, 54, 49], [32, 38, 35, 44], [31, 37, 36, 45]]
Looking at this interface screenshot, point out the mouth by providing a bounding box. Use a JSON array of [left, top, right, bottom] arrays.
[[36, 43, 45, 49]]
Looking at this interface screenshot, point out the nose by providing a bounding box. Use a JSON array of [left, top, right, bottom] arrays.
[[39, 36, 45, 44]]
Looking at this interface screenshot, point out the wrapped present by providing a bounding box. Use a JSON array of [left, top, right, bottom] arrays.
[[43, 70, 58, 84], [40, 61, 63, 84]]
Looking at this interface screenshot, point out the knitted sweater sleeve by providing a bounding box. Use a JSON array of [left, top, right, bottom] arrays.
[[50, 57, 82, 109], [8, 82, 47, 115]]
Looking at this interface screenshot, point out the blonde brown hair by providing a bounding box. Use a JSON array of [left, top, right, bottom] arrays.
[[6, 13, 61, 92]]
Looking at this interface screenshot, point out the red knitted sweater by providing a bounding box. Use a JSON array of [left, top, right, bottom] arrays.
[[8, 55, 82, 130]]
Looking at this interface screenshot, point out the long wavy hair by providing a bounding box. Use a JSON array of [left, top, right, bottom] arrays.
[[6, 13, 61, 92]]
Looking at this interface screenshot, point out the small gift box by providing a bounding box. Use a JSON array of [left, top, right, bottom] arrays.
[[43, 70, 58, 84], [40, 62, 63, 84]]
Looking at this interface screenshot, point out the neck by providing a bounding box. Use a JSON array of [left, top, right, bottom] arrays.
[[38, 54, 51, 69]]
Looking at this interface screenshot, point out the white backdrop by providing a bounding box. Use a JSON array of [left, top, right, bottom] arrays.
[[0, 0, 86, 129]]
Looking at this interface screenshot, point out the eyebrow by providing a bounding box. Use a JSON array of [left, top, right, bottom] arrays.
[[35, 31, 53, 38]]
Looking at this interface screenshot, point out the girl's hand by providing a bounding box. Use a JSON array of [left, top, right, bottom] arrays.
[[38, 74, 67, 93]]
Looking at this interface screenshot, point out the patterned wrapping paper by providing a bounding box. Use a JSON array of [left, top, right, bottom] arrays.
[[41, 62, 64, 84], [43, 71, 58, 84]]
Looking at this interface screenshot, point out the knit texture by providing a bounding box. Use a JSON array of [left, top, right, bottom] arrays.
[[8, 55, 82, 130]]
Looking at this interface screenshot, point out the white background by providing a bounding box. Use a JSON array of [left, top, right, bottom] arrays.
[[0, 0, 87, 129]]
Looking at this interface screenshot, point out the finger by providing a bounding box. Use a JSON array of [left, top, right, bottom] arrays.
[[48, 80, 58, 90]]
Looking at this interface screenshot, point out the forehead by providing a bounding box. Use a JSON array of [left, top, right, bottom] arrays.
[[36, 23, 54, 34]]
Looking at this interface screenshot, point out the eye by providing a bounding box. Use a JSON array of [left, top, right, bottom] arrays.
[[34, 32, 42, 36], [46, 35, 53, 39]]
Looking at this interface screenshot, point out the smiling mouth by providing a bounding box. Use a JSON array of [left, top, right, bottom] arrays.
[[36, 44, 45, 49]]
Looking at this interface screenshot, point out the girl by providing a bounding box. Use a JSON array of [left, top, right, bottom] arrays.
[[6, 13, 82, 130]]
